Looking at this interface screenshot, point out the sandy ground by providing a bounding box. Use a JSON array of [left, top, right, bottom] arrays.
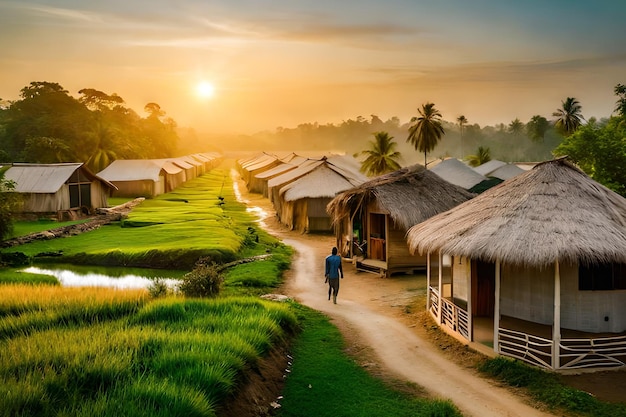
[[234, 176, 557, 417]]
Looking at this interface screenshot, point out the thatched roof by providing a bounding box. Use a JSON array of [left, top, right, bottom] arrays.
[[430, 158, 487, 189], [406, 157, 626, 267], [327, 164, 475, 230]]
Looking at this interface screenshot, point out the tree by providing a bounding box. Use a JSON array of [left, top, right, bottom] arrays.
[[457, 115, 468, 157], [466, 146, 491, 167], [78, 88, 125, 111], [406, 102, 445, 168], [614, 83, 626, 117], [553, 97, 583, 136], [508, 118, 525, 137], [358, 131, 402, 176], [526, 115, 550, 142], [0, 172, 20, 240], [0, 81, 93, 161], [554, 117, 626, 196]]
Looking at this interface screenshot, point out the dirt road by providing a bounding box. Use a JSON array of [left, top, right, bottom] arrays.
[[232, 177, 555, 417]]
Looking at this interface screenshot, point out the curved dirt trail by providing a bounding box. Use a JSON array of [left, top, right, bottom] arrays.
[[281, 236, 552, 417], [233, 174, 554, 417]]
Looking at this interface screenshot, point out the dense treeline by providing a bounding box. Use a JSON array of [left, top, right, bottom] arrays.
[[0, 82, 179, 172], [1, 80, 625, 196], [227, 113, 563, 166]]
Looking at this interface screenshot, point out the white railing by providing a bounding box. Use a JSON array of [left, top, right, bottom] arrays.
[[560, 335, 626, 369], [498, 328, 553, 369], [498, 328, 626, 370]]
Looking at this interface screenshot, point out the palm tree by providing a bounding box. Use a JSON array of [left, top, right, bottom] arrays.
[[508, 118, 525, 137], [466, 146, 491, 167], [406, 102, 445, 168], [358, 131, 402, 176], [553, 97, 583, 136], [526, 115, 550, 142], [457, 115, 468, 158]]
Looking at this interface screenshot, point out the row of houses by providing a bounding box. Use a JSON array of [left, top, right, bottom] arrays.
[[237, 152, 368, 233], [325, 156, 625, 371], [241, 151, 626, 371], [2, 153, 221, 218]]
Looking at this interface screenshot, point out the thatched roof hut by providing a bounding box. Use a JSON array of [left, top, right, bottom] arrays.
[[407, 157, 626, 267], [328, 164, 474, 231], [405, 157, 626, 370], [327, 164, 474, 276]]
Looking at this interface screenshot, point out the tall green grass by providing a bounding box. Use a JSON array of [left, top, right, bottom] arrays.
[[0, 286, 297, 417]]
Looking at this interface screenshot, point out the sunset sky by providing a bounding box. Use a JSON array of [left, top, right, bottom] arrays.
[[1, 0, 624, 135]]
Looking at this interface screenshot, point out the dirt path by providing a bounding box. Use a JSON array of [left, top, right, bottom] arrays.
[[234, 176, 554, 417]]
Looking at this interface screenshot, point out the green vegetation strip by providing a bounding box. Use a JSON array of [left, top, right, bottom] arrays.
[[0, 285, 297, 417], [3, 166, 261, 269], [479, 357, 626, 417], [277, 304, 462, 417]]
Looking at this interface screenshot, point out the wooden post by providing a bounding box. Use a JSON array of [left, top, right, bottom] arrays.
[[494, 259, 501, 354], [426, 252, 431, 313], [552, 261, 561, 370], [438, 251, 443, 324], [466, 257, 473, 341]]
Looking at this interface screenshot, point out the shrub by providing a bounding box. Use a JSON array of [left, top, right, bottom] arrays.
[[178, 261, 223, 298], [147, 279, 170, 298]]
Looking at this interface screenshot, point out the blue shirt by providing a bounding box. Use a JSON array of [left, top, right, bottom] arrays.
[[325, 254, 343, 279]]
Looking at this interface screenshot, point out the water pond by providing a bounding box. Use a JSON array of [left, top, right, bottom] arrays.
[[23, 264, 183, 289]]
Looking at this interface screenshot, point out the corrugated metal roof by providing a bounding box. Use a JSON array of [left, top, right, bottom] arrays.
[[5, 163, 83, 193], [255, 162, 298, 179], [430, 158, 487, 189], [97, 160, 164, 182], [267, 159, 323, 188], [473, 160, 506, 176], [280, 165, 356, 201]]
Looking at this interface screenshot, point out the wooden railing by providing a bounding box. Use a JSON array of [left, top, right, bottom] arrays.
[[429, 286, 439, 318], [440, 297, 470, 339]]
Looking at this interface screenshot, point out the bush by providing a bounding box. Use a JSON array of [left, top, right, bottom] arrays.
[[148, 279, 171, 298], [178, 261, 223, 298]]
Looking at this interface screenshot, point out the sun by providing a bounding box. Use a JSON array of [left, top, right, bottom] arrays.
[[196, 81, 215, 99]]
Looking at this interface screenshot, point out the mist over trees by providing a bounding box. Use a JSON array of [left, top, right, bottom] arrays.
[[0, 82, 179, 172], [2, 80, 626, 196]]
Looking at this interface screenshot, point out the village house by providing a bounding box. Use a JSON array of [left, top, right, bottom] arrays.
[[406, 157, 626, 370], [327, 164, 474, 277]]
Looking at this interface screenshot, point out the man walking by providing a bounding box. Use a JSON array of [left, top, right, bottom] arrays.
[[325, 246, 344, 304]]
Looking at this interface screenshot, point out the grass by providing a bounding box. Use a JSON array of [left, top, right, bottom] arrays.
[[0, 286, 297, 417], [479, 357, 626, 417], [277, 303, 462, 417], [2, 164, 280, 270], [10, 218, 89, 238]]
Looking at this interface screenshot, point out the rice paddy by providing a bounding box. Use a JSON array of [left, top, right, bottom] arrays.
[[0, 286, 297, 417]]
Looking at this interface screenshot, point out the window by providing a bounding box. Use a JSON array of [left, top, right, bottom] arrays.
[[579, 263, 626, 290]]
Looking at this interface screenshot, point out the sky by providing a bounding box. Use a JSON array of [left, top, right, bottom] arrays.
[[1, 0, 625, 135]]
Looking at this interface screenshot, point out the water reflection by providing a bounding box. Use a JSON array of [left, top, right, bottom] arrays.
[[231, 168, 269, 227], [23, 266, 180, 289]]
